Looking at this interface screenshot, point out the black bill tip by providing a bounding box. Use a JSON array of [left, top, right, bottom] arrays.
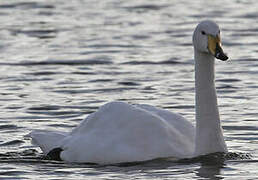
[[215, 43, 228, 61]]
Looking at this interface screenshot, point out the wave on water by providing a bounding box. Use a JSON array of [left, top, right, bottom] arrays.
[[122, 59, 186, 65], [0, 149, 252, 167], [0, 58, 188, 66], [0, 59, 113, 66], [123, 4, 169, 13], [0, 2, 54, 9], [177, 152, 252, 165]]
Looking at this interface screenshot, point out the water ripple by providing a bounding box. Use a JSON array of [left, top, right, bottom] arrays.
[[0, 59, 113, 66], [122, 59, 183, 65], [0, 140, 24, 147], [0, 125, 20, 130], [0, 2, 54, 9]]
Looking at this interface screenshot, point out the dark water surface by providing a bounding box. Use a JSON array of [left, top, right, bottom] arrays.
[[1, 0, 258, 179]]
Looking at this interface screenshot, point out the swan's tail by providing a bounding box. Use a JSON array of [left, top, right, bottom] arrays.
[[28, 130, 67, 155]]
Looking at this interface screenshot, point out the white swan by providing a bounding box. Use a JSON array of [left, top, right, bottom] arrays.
[[29, 20, 228, 164]]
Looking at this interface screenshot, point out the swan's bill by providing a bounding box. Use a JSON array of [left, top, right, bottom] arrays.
[[208, 35, 228, 61]]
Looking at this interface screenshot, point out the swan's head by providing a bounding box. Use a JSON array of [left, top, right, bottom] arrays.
[[193, 20, 228, 61]]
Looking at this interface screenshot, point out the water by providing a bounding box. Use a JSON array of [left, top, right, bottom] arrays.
[[0, 0, 258, 179]]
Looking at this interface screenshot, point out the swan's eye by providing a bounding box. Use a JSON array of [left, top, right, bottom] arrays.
[[201, 31, 206, 35]]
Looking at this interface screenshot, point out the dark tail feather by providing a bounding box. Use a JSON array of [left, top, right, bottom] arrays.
[[46, 147, 63, 161]]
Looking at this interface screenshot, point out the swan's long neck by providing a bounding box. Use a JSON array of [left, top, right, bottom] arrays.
[[194, 49, 227, 156]]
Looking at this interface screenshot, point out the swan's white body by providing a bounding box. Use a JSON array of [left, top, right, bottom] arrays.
[[31, 102, 195, 164], [29, 20, 228, 164]]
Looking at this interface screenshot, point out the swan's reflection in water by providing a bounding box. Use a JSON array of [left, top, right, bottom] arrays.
[[0, 150, 252, 180], [196, 162, 224, 179], [181, 152, 251, 180]]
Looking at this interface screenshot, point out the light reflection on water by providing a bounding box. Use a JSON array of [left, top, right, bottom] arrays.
[[1, 0, 258, 179]]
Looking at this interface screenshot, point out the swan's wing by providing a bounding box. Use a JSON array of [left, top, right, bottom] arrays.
[[59, 102, 195, 164], [135, 104, 195, 138], [29, 130, 67, 155]]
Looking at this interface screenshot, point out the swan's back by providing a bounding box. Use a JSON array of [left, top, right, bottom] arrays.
[[56, 102, 195, 164]]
